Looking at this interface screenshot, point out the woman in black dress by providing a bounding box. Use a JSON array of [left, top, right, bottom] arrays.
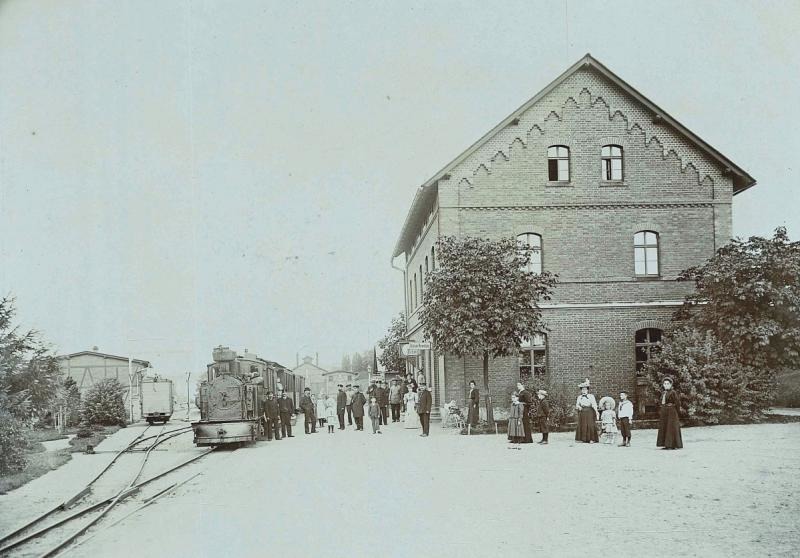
[[574, 380, 599, 443], [656, 376, 683, 449]]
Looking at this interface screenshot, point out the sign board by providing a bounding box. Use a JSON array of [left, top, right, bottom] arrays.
[[399, 343, 418, 358], [407, 342, 431, 351]]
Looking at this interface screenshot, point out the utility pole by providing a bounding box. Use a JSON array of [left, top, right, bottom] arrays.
[[186, 371, 191, 422], [128, 357, 134, 424]]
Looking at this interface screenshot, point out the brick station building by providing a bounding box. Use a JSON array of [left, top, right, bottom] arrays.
[[391, 54, 755, 417]]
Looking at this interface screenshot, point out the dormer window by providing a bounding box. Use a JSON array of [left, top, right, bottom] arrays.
[[547, 146, 570, 181], [601, 145, 623, 181]]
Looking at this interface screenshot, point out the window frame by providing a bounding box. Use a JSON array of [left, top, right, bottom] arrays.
[[517, 233, 543, 274], [601, 144, 624, 181], [635, 328, 662, 376], [547, 145, 570, 182], [519, 333, 547, 381], [634, 230, 660, 277]]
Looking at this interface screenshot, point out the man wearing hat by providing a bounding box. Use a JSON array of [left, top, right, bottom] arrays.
[[262, 391, 281, 441], [351, 385, 367, 431], [388, 378, 403, 422], [376, 380, 389, 425], [278, 390, 295, 438], [417, 382, 432, 436], [345, 384, 355, 426], [535, 389, 550, 444], [299, 387, 317, 434], [336, 384, 347, 430], [516, 382, 534, 443]]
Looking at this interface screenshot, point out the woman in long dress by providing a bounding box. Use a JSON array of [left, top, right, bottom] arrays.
[[507, 393, 523, 443], [656, 376, 683, 449], [403, 390, 420, 429], [574, 380, 599, 443]]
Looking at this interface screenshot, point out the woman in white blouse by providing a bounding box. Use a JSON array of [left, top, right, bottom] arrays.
[[574, 380, 599, 443]]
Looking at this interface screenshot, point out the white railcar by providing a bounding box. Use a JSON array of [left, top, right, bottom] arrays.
[[140, 376, 174, 424]]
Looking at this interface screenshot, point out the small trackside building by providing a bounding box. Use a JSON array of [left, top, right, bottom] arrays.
[[391, 54, 756, 418]]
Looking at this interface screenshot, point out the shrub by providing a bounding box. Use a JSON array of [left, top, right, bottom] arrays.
[[81, 379, 127, 426], [643, 325, 775, 425], [0, 409, 28, 474], [774, 371, 800, 408]]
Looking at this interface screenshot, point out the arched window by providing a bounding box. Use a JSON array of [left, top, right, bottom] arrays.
[[517, 233, 543, 274], [413, 274, 418, 308], [634, 231, 659, 276], [547, 145, 570, 181], [425, 256, 429, 275], [419, 264, 423, 296], [601, 145, 623, 181], [408, 279, 413, 312], [519, 334, 547, 380], [635, 328, 662, 375], [431, 246, 435, 270]]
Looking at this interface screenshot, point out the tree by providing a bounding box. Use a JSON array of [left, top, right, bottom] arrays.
[[677, 227, 800, 371], [82, 378, 126, 426], [340, 354, 352, 372], [419, 236, 558, 422], [351, 352, 365, 373], [55, 376, 82, 427], [378, 314, 406, 376], [643, 325, 774, 424]]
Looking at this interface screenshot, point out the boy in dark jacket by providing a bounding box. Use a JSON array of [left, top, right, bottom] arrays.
[[536, 389, 550, 444]]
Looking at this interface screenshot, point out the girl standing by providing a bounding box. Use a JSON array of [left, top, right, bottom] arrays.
[[656, 376, 683, 449], [574, 380, 599, 443], [507, 393, 523, 444], [598, 396, 618, 445]]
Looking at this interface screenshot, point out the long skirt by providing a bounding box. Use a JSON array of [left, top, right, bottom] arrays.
[[404, 409, 420, 429], [467, 403, 479, 426], [657, 406, 683, 449], [575, 407, 599, 442], [508, 417, 523, 439]]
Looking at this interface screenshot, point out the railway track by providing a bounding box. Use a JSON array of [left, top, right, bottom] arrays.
[[0, 424, 214, 557]]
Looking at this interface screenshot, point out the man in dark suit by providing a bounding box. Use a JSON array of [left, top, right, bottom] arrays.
[[516, 381, 533, 443], [263, 391, 281, 441], [278, 391, 294, 438], [299, 387, 316, 434], [336, 384, 347, 430], [375, 380, 389, 425], [417, 382, 432, 437], [351, 385, 367, 431]]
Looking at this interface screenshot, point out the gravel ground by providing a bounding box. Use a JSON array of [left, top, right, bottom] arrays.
[[52, 421, 798, 558], [3, 421, 798, 558]]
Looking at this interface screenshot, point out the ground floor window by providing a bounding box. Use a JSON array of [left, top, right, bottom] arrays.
[[635, 328, 662, 376], [519, 334, 547, 381]]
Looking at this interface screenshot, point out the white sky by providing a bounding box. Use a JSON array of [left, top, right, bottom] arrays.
[[1, 1, 798, 379]]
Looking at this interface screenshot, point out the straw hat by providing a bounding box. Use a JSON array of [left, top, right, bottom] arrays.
[[598, 396, 616, 410]]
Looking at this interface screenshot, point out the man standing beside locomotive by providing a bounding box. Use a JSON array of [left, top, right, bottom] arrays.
[[263, 391, 281, 441], [376, 380, 389, 426], [300, 387, 317, 434], [345, 384, 355, 426], [278, 391, 295, 438], [351, 385, 367, 431], [336, 384, 347, 430]]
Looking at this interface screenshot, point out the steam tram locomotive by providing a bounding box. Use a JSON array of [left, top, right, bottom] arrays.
[[192, 346, 304, 446]]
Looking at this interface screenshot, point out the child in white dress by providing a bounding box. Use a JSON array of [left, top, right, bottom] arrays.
[[599, 396, 618, 445]]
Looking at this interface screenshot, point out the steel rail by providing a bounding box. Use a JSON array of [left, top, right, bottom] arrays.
[[0, 432, 209, 555]]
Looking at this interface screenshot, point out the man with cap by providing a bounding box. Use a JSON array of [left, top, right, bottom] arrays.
[[278, 390, 295, 438], [299, 387, 317, 434], [417, 381, 432, 436], [336, 384, 347, 430], [345, 384, 355, 426], [535, 389, 550, 444], [351, 385, 367, 431], [376, 380, 389, 425], [262, 391, 281, 441], [388, 378, 403, 422]]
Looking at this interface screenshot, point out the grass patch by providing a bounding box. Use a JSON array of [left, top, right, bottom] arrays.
[[68, 425, 121, 453], [0, 449, 72, 494], [25, 428, 69, 444]]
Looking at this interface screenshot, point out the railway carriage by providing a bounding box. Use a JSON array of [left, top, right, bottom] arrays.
[[192, 346, 302, 446]]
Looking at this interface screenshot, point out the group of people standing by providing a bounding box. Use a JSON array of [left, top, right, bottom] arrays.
[[293, 376, 434, 437], [498, 377, 683, 450]]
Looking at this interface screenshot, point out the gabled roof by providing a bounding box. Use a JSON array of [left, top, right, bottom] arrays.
[[322, 369, 357, 376], [57, 350, 150, 367], [392, 53, 757, 258]]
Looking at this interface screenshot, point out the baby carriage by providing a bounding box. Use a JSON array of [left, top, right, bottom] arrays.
[[442, 401, 466, 429]]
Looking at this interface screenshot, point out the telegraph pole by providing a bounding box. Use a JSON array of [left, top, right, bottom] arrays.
[[186, 371, 191, 422]]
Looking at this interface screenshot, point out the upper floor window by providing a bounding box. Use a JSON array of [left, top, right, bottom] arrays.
[[547, 146, 570, 181], [419, 265, 424, 295], [408, 280, 413, 312], [517, 233, 542, 274], [601, 145, 623, 181], [634, 231, 659, 276], [425, 256, 429, 275], [519, 334, 547, 380]]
